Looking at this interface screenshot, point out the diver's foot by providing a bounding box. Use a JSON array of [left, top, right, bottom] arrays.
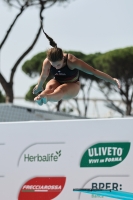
[[34, 98, 43, 106], [34, 96, 47, 105], [42, 97, 47, 104]]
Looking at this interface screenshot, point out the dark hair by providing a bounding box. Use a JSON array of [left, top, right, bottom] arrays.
[[47, 48, 63, 62], [41, 21, 63, 62]]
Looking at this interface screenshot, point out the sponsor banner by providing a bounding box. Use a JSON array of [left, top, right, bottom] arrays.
[[18, 177, 66, 200], [0, 118, 133, 200], [80, 142, 130, 167], [74, 190, 133, 200], [74, 176, 132, 200], [18, 143, 63, 166]]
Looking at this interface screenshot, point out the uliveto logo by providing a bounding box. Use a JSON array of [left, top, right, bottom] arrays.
[[80, 142, 130, 167], [24, 150, 61, 162], [18, 176, 66, 200]]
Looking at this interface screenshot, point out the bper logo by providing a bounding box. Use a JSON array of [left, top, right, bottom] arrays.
[[18, 176, 66, 200], [92, 182, 122, 190], [73, 175, 129, 199], [80, 142, 130, 167]]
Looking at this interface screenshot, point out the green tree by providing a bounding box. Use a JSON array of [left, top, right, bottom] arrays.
[[0, 90, 5, 102], [93, 46, 133, 116], [0, 0, 72, 103]]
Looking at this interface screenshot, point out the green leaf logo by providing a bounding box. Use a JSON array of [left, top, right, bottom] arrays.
[[80, 142, 130, 167], [59, 150, 61, 157], [56, 150, 61, 157]]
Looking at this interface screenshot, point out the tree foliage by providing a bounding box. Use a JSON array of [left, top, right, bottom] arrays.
[[93, 46, 133, 115], [22, 52, 47, 78], [0, 91, 5, 102]]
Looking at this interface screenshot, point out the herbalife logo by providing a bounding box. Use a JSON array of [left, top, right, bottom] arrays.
[[24, 150, 61, 162], [80, 142, 130, 167]]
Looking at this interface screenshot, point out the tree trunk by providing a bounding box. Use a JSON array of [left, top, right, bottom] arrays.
[[126, 101, 132, 116], [5, 83, 14, 103], [0, 73, 13, 102]]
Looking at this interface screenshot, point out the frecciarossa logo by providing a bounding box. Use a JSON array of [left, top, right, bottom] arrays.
[[18, 177, 66, 200]]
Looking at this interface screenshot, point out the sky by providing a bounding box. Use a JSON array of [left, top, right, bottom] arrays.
[[0, 0, 133, 117]]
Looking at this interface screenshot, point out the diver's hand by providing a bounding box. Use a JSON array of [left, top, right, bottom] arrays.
[[33, 85, 43, 94], [113, 78, 121, 89]]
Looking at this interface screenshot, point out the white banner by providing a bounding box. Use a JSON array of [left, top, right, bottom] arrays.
[[0, 118, 133, 200]]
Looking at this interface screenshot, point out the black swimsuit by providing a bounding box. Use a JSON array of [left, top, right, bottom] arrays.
[[50, 54, 79, 83]]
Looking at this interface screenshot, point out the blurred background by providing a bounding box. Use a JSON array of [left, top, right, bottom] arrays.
[[0, 0, 133, 121]]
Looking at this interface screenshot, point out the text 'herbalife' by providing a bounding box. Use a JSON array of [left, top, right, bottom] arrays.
[[80, 142, 130, 167], [24, 150, 61, 162]]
